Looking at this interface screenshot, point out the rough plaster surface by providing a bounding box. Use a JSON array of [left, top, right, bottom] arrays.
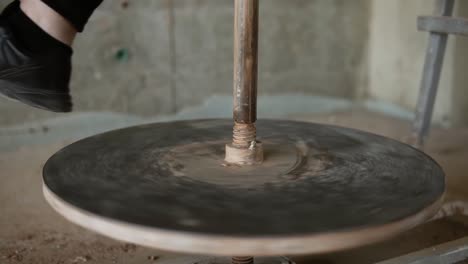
[[451, 1, 468, 125], [0, 0, 466, 126], [0, 0, 369, 126], [367, 0, 468, 126], [367, 0, 451, 125]]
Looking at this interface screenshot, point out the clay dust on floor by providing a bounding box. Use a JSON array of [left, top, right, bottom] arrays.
[[1, 110, 468, 264]]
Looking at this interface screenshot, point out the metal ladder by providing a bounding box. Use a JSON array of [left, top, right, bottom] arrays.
[[412, 0, 468, 147]]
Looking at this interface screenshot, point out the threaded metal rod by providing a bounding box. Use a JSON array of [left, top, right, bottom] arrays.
[[232, 256, 254, 264], [232, 123, 256, 148]]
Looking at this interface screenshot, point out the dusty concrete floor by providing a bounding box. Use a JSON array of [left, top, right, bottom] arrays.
[[1, 110, 468, 264]]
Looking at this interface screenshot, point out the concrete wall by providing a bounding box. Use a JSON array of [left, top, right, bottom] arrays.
[[1, 0, 468, 127], [367, 0, 468, 126], [0, 0, 369, 126], [451, 1, 468, 125]]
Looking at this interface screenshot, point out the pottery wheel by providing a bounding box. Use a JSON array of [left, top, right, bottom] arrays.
[[42, 119, 445, 256]]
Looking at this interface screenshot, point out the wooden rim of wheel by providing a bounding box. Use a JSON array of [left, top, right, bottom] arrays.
[[43, 183, 444, 256]]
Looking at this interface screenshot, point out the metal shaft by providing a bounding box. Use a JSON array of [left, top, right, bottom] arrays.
[[412, 0, 454, 147], [225, 0, 263, 165], [232, 0, 259, 146]]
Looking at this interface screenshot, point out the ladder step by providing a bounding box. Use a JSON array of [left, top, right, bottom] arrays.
[[418, 15, 468, 36]]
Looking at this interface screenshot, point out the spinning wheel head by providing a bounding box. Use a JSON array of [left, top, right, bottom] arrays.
[[43, 119, 445, 256]]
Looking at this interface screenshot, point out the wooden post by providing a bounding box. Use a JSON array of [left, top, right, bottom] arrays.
[[225, 0, 263, 165]]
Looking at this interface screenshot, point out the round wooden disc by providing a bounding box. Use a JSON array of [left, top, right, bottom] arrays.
[[43, 119, 445, 256]]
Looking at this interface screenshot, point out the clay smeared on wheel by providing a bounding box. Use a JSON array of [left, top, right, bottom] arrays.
[[42, 119, 444, 256]]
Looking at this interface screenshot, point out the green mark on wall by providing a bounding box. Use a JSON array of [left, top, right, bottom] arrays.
[[115, 48, 129, 62]]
